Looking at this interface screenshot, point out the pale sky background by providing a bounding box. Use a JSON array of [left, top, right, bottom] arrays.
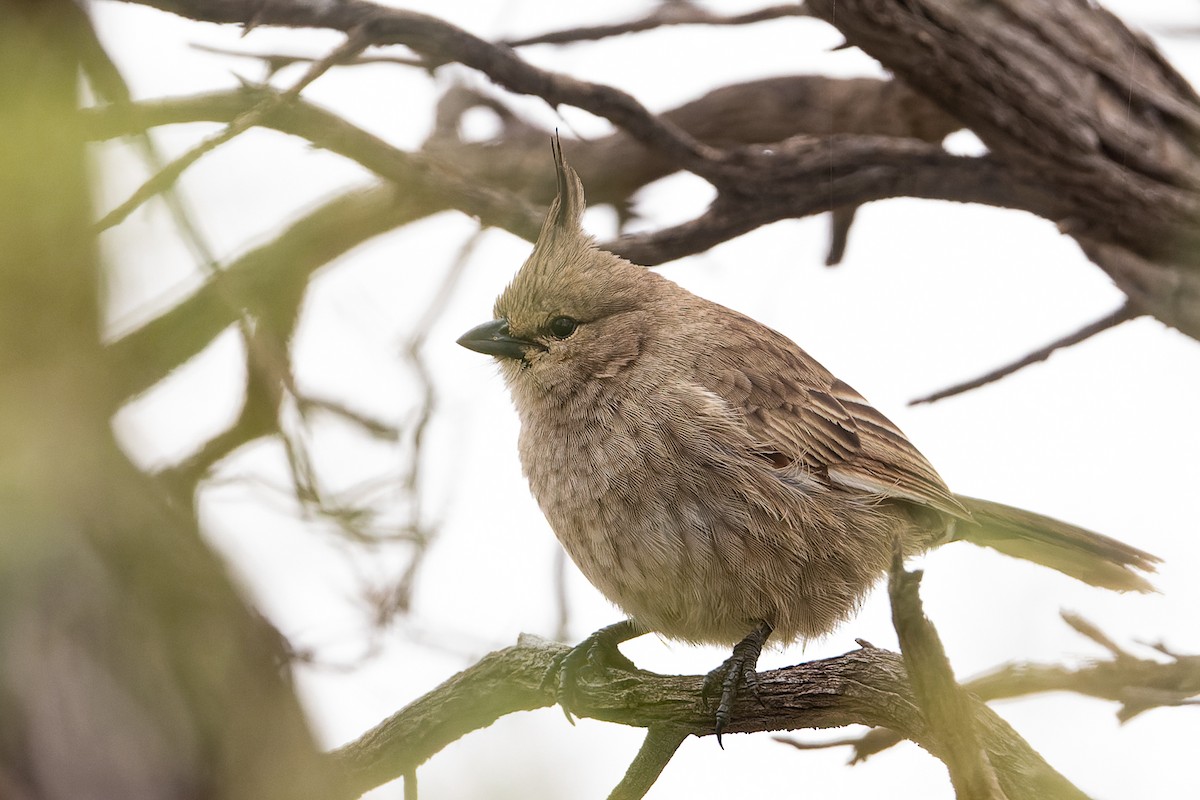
[[95, 1, 1200, 797]]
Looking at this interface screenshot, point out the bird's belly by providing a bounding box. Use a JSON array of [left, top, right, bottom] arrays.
[[543, 486, 896, 647]]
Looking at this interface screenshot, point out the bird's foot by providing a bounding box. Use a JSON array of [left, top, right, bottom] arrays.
[[542, 619, 640, 723], [701, 621, 773, 747]]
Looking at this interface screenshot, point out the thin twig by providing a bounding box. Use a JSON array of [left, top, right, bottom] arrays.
[[1061, 611, 1135, 660], [503, 2, 810, 47], [909, 302, 1140, 406], [779, 613, 1200, 759], [362, 227, 482, 624], [191, 42, 427, 74], [95, 29, 372, 232]]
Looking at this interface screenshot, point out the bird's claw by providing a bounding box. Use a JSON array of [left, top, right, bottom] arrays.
[[542, 624, 639, 723], [701, 622, 772, 747]]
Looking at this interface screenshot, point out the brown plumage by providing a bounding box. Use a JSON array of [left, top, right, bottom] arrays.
[[458, 139, 1159, 736]]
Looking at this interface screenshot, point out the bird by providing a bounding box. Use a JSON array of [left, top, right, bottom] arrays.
[[457, 138, 1159, 743]]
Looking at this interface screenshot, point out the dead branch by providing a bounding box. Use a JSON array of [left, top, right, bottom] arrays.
[[424, 75, 962, 249]]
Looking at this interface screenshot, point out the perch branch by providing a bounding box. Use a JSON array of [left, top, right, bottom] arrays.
[[328, 635, 1086, 799]]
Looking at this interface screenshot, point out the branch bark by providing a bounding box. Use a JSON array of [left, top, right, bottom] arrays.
[[777, 613, 1200, 762], [112, 0, 1200, 341], [806, 0, 1200, 338], [329, 635, 1086, 800]]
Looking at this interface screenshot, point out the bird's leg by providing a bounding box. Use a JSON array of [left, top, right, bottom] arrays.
[[543, 618, 643, 722], [701, 621, 773, 747]]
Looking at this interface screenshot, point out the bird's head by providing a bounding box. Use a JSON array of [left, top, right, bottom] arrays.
[[457, 138, 670, 399]]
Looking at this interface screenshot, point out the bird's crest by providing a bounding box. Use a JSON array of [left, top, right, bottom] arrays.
[[495, 135, 600, 323], [540, 133, 586, 245]]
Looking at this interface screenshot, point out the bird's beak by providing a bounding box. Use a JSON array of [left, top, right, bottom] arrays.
[[456, 319, 540, 360]]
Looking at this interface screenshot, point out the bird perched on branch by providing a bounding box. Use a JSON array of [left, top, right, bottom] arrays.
[[457, 138, 1159, 743]]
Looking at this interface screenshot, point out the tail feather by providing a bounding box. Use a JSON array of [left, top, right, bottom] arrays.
[[951, 495, 1160, 593]]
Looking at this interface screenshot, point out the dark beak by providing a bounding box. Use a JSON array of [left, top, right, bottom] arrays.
[[456, 319, 540, 360]]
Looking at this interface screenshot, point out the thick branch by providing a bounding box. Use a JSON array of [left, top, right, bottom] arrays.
[[425, 76, 962, 212], [329, 635, 1085, 799], [890, 556, 1003, 799], [604, 141, 1063, 265], [806, 0, 1200, 339]]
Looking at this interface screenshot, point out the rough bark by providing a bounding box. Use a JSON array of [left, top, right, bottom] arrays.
[[330, 636, 1087, 800], [806, 0, 1200, 338]]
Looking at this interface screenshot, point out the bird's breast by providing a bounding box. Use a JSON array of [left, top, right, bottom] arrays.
[[513, 380, 901, 645]]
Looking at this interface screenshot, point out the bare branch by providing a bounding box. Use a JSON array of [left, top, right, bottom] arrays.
[[96, 30, 372, 232], [889, 551, 1004, 800], [502, 2, 811, 48], [806, 0, 1200, 340], [191, 42, 426, 75], [119, 0, 727, 178], [603, 140, 1067, 266], [328, 635, 1087, 799], [608, 726, 690, 800], [909, 302, 1140, 406], [107, 184, 409, 399], [779, 614, 1200, 759], [109, 0, 1200, 342]]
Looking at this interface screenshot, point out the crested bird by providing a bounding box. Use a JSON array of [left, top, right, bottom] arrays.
[[457, 138, 1159, 743]]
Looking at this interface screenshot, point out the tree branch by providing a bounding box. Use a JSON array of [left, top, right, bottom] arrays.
[[502, 2, 811, 48], [890, 550, 1004, 799], [609, 725, 690, 800], [329, 635, 1086, 799], [776, 613, 1200, 762], [806, 0, 1200, 340], [909, 302, 1141, 406], [110, 0, 1200, 342], [96, 29, 372, 231], [118, 0, 727, 179]]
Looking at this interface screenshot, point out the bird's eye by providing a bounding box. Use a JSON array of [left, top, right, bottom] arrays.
[[547, 316, 577, 339]]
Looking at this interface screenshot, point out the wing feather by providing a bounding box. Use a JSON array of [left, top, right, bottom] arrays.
[[693, 311, 969, 520]]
